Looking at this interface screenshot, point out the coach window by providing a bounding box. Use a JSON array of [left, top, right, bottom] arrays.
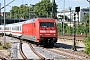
[[5, 27, 8, 30], [0, 28, 1, 30], [12, 27, 15, 30], [9, 27, 11, 30], [7, 27, 9, 30], [17, 26, 19, 31], [12, 27, 14, 30], [20, 26, 21, 31]]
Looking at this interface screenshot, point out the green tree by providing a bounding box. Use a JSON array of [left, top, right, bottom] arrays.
[[81, 13, 89, 22], [57, 23, 62, 35], [12, 6, 19, 18], [17, 5, 29, 19], [18, 5, 25, 18], [57, 23, 71, 35], [8, 0, 57, 19], [52, 0, 57, 19], [34, 0, 57, 18], [7, 6, 19, 18], [81, 13, 89, 35], [8, 5, 29, 19], [76, 24, 85, 34], [64, 23, 69, 34]]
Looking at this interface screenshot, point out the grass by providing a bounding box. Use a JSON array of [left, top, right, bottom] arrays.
[[0, 46, 4, 50], [0, 42, 11, 50], [5, 43, 11, 49]]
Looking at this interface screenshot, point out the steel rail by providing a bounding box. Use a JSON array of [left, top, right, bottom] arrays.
[[28, 43, 45, 60], [19, 40, 28, 60]]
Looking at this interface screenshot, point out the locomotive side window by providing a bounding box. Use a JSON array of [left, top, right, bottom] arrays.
[[40, 22, 54, 27], [34, 23, 36, 27]]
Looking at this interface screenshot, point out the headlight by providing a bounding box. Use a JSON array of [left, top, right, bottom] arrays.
[[54, 34, 55, 35], [40, 34, 42, 37], [40, 34, 42, 35]]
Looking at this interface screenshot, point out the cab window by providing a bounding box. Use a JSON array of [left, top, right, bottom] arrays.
[[40, 22, 54, 27]]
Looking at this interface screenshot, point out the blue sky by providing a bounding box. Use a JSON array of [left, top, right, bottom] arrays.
[[0, 0, 89, 12]]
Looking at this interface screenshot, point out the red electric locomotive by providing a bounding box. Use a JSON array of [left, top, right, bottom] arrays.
[[21, 18, 58, 47]]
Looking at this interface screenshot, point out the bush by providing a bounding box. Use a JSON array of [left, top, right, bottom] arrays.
[[84, 36, 90, 55]]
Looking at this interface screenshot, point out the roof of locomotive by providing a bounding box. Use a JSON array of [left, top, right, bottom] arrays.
[[23, 18, 35, 24], [23, 18, 54, 24]]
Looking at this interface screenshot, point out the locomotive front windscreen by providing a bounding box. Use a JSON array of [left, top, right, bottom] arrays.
[[40, 22, 54, 27]]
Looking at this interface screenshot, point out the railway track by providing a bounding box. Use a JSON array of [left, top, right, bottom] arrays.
[[43, 47, 90, 60], [59, 34, 86, 39], [58, 35, 86, 42], [19, 40, 45, 60], [15, 37, 90, 60], [0, 36, 90, 60], [19, 41, 28, 60], [28, 43, 45, 60]]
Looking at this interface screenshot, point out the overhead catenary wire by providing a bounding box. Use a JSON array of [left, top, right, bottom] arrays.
[[0, 0, 15, 10]]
